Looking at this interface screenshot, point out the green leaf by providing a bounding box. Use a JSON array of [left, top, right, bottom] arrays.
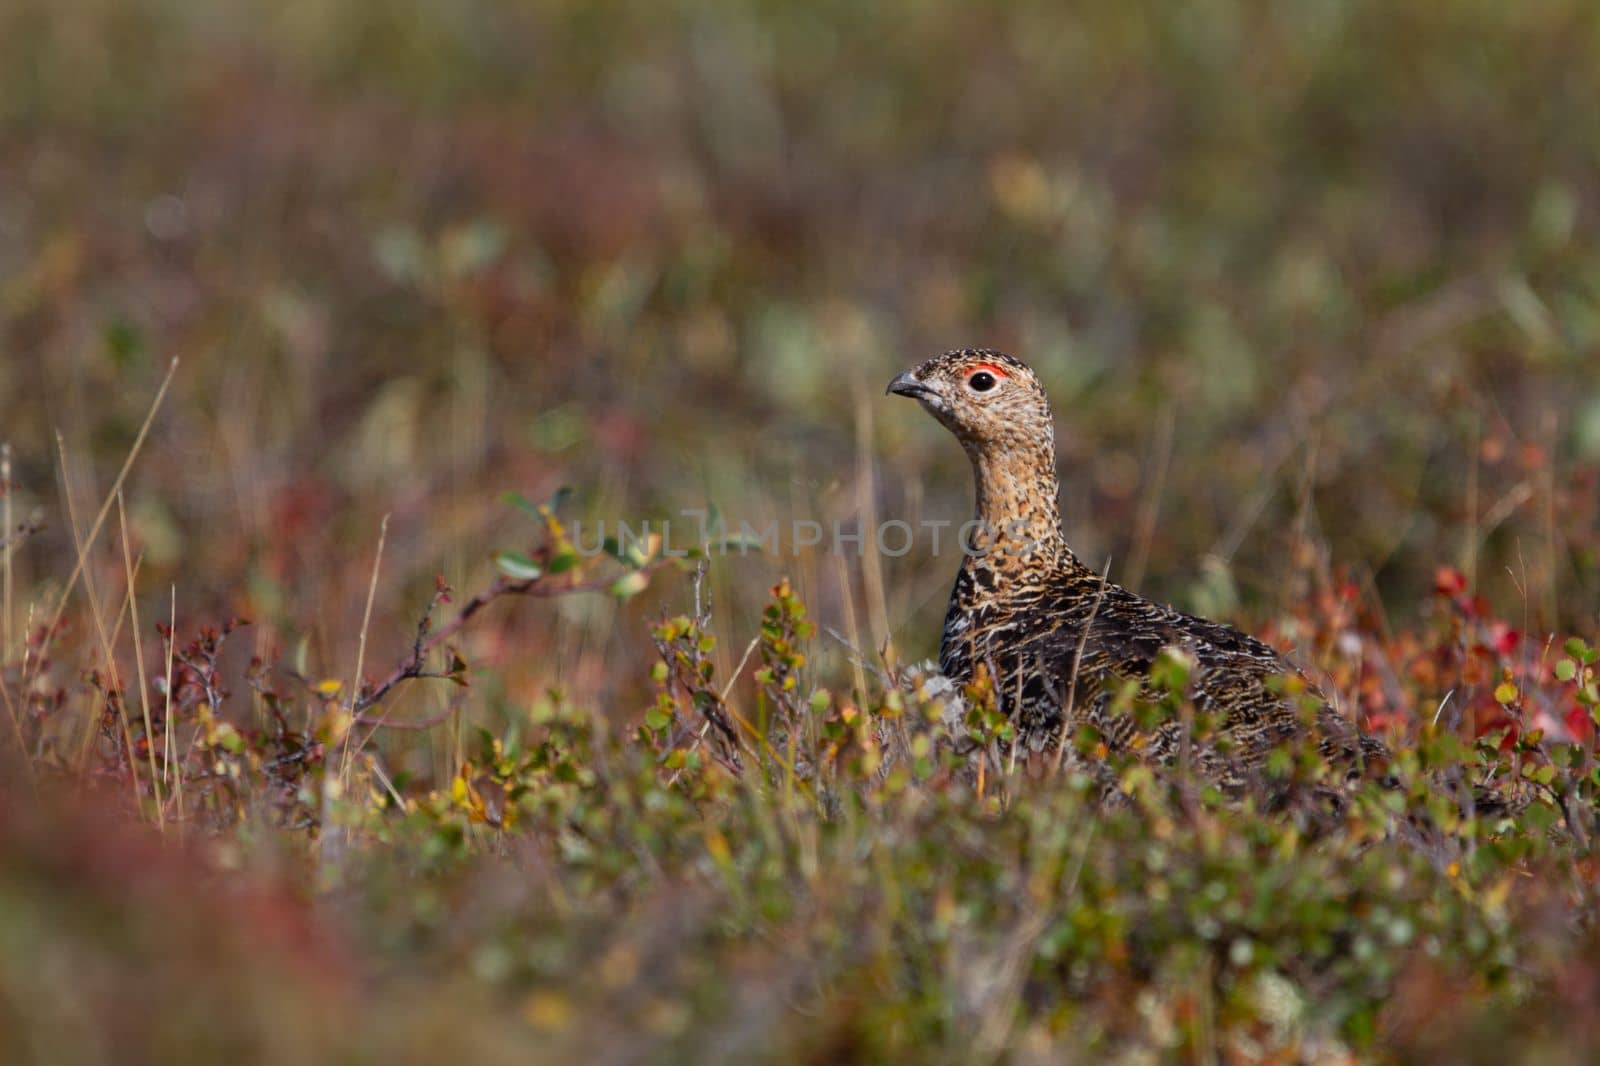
[[1555, 659, 1577, 682], [602, 536, 651, 568], [500, 491, 544, 521], [494, 551, 544, 581], [610, 571, 650, 600], [214, 723, 245, 754], [546, 548, 581, 575], [1493, 681, 1518, 705]]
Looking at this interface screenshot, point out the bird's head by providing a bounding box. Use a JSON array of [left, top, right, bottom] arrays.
[[886, 349, 1053, 456]]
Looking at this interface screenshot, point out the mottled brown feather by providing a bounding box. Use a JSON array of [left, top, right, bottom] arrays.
[[890, 348, 1386, 794]]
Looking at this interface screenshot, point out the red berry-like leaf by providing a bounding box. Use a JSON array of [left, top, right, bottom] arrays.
[[1433, 565, 1467, 598], [1488, 622, 1521, 657]]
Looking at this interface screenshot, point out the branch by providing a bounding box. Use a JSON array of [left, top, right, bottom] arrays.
[[352, 558, 673, 724]]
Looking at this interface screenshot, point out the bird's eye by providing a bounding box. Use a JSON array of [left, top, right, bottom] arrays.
[[967, 371, 997, 393]]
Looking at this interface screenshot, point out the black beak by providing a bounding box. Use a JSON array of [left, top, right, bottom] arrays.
[[887, 370, 933, 399]]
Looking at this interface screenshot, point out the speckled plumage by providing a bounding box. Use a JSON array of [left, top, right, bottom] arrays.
[[889, 349, 1385, 793]]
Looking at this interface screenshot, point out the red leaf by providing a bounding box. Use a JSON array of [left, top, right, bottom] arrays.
[[1433, 566, 1467, 598], [1566, 704, 1594, 741], [1488, 622, 1521, 657]]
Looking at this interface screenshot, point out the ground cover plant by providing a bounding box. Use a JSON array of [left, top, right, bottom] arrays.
[[3, 1, 1600, 1062], [4, 475, 1599, 1063]]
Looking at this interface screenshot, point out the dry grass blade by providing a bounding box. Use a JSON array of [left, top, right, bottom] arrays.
[[852, 372, 895, 672], [30, 358, 178, 697], [0, 442, 30, 787], [2, 441, 12, 658], [1124, 402, 1175, 592], [832, 554, 871, 700], [118, 492, 163, 831], [165, 585, 182, 838], [1050, 559, 1113, 778], [58, 435, 138, 799], [340, 513, 390, 790]]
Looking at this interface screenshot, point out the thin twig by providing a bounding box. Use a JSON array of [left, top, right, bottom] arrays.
[[355, 697, 466, 737], [668, 634, 762, 787], [1051, 559, 1114, 777], [353, 558, 674, 720], [821, 624, 891, 685], [348, 577, 452, 748]]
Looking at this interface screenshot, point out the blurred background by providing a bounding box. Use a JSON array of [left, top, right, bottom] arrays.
[[2, 0, 1598, 731]]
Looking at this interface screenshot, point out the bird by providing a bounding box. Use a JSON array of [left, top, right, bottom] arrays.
[[887, 348, 1386, 796]]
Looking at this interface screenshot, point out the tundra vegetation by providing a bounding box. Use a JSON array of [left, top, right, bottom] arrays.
[[2, 1, 1599, 1061]]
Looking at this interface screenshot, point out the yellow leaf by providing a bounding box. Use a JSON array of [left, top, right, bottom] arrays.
[[523, 991, 572, 1032], [705, 828, 732, 868], [1483, 877, 1511, 915]]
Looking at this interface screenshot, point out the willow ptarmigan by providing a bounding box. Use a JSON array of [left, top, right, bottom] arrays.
[[888, 348, 1385, 794]]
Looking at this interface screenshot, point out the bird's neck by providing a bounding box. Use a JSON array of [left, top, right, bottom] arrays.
[[963, 440, 1076, 574]]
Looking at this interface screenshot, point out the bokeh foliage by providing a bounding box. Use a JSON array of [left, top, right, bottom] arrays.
[[2, 0, 1600, 1061]]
